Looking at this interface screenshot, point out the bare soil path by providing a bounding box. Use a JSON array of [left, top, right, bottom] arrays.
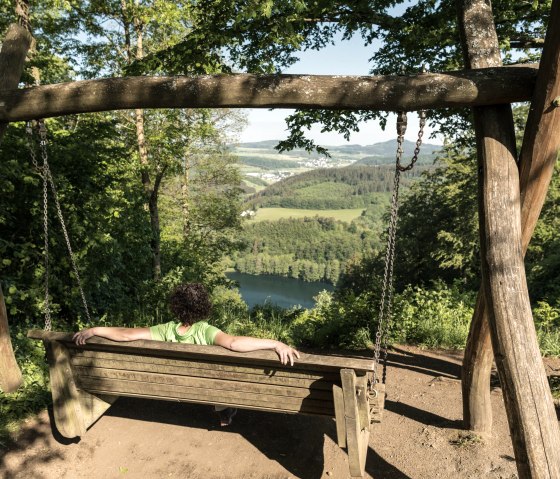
[[2, 345, 559, 479]]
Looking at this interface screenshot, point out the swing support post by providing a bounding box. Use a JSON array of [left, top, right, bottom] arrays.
[[0, 14, 33, 394], [0, 284, 22, 393], [462, 0, 560, 436], [0, 22, 33, 143], [457, 0, 560, 477]]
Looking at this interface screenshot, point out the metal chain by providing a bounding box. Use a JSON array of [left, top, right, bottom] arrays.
[[26, 121, 51, 331], [28, 120, 92, 328], [372, 110, 426, 385], [397, 110, 426, 172]]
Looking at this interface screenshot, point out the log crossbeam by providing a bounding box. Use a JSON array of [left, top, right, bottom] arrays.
[[0, 65, 538, 122]]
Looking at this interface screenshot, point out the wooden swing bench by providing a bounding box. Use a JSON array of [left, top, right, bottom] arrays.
[[28, 330, 385, 478]]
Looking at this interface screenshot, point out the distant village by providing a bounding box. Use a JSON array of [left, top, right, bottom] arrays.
[[245, 157, 334, 184]]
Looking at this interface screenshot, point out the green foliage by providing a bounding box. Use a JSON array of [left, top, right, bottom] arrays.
[[534, 301, 560, 357], [0, 320, 50, 446], [245, 165, 428, 210], [233, 216, 378, 283], [392, 282, 475, 349], [0, 117, 152, 325], [393, 145, 480, 291], [209, 285, 249, 331], [238, 155, 300, 170]]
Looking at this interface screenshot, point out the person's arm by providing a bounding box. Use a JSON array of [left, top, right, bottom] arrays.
[[213, 332, 300, 366], [73, 326, 152, 345]]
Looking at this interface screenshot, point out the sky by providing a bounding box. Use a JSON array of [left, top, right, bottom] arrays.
[[239, 34, 442, 146]]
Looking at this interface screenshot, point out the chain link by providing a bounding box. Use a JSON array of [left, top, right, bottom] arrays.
[[27, 120, 92, 329], [372, 110, 426, 386], [26, 121, 51, 331]]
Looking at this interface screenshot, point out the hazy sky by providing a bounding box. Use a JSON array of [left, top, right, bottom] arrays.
[[239, 34, 442, 146]]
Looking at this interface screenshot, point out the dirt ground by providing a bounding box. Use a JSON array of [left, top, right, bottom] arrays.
[[1, 345, 559, 479]]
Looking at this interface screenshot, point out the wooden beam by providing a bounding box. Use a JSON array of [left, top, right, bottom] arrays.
[[370, 382, 385, 423], [45, 340, 86, 438], [462, 289, 493, 433], [341, 369, 369, 478], [463, 0, 560, 438], [78, 391, 117, 430], [519, 0, 560, 252], [458, 0, 560, 477], [0, 283, 22, 393], [28, 330, 375, 372], [0, 23, 33, 141], [333, 384, 347, 448], [0, 65, 538, 122]]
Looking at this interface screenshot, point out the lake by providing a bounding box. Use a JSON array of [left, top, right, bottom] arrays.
[[225, 271, 335, 309]]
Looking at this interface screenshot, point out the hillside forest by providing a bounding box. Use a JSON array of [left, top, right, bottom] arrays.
[[0, 0, 559, 439]]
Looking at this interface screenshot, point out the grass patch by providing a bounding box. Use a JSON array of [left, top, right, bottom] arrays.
[[252, 208, 365, 222], [550, 376, 560, 399], [450, 432, 483, 448]]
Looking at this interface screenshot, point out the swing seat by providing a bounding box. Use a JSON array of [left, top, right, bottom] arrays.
[[28, 329, 385, 478]]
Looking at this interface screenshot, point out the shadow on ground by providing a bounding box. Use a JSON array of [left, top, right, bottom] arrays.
[[1, 347, 469, 479]]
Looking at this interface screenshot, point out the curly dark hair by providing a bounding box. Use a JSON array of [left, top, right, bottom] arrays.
[[168, 283, 212, 325]]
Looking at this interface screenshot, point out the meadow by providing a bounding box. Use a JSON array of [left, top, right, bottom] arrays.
[[251, 207, 366, 222]]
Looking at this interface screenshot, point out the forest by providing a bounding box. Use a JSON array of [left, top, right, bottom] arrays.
[[244, 164, 430, 209], [0, 0, 559, 453]]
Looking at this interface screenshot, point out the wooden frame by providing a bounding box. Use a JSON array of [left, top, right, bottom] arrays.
[[29, 330, 383, 478], [1, 0, 559, 475]]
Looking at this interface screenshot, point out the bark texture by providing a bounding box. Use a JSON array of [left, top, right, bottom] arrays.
[[458, 0, 560, 477], [0, 23, 32, 393], [0, 66, 538, 122], [0, 23, 32, 141], [462, 0, 560, 438]]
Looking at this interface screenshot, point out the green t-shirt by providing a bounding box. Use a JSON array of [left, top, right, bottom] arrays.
[[149, 321, 221, 345]]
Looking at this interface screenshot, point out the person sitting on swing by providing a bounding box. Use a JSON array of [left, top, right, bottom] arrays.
[[73, 282, 300, 426]]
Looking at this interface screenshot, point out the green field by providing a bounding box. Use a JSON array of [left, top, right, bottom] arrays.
[[251, 207, 366, 222]]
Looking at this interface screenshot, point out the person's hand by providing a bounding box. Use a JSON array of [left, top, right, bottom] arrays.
[[274, 342, 300, 366], [73, 328, 96, 346]]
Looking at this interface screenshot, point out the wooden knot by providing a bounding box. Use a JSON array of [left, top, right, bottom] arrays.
[[553, 97, 560, 108]]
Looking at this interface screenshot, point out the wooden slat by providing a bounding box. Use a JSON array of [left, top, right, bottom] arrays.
[[73, 366, 334, 401], [355, 375, 370, 431], [333, 384, 347, 448], [28, 330, 375, 373], [80, 389, 332, 417], [78, 391, 117, 430], [45, 341, 86, 438], [71, 356, 337, 390], [370, 383, 386, 423], [70, 349, 341, 383], [77, 376, 334, 416], [341, 369, 370, 478]]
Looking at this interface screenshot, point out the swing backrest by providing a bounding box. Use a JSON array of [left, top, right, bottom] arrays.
[[27, 330, 380, 433]]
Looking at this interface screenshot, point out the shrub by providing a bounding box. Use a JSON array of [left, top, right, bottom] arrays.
[[534, 301, 560, 357], [391, 282, 476, 349]]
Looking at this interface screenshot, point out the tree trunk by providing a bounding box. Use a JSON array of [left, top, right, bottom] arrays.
[[0, 20, 33, 393], [462, 0, 560, 436], [124, 1, 161, 282], [0, 23, 33, 142], [461, 290, 493, 433], [458, 1, 560, 477], [0, 284, 22, 393], [457, 0, 510, 435]]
